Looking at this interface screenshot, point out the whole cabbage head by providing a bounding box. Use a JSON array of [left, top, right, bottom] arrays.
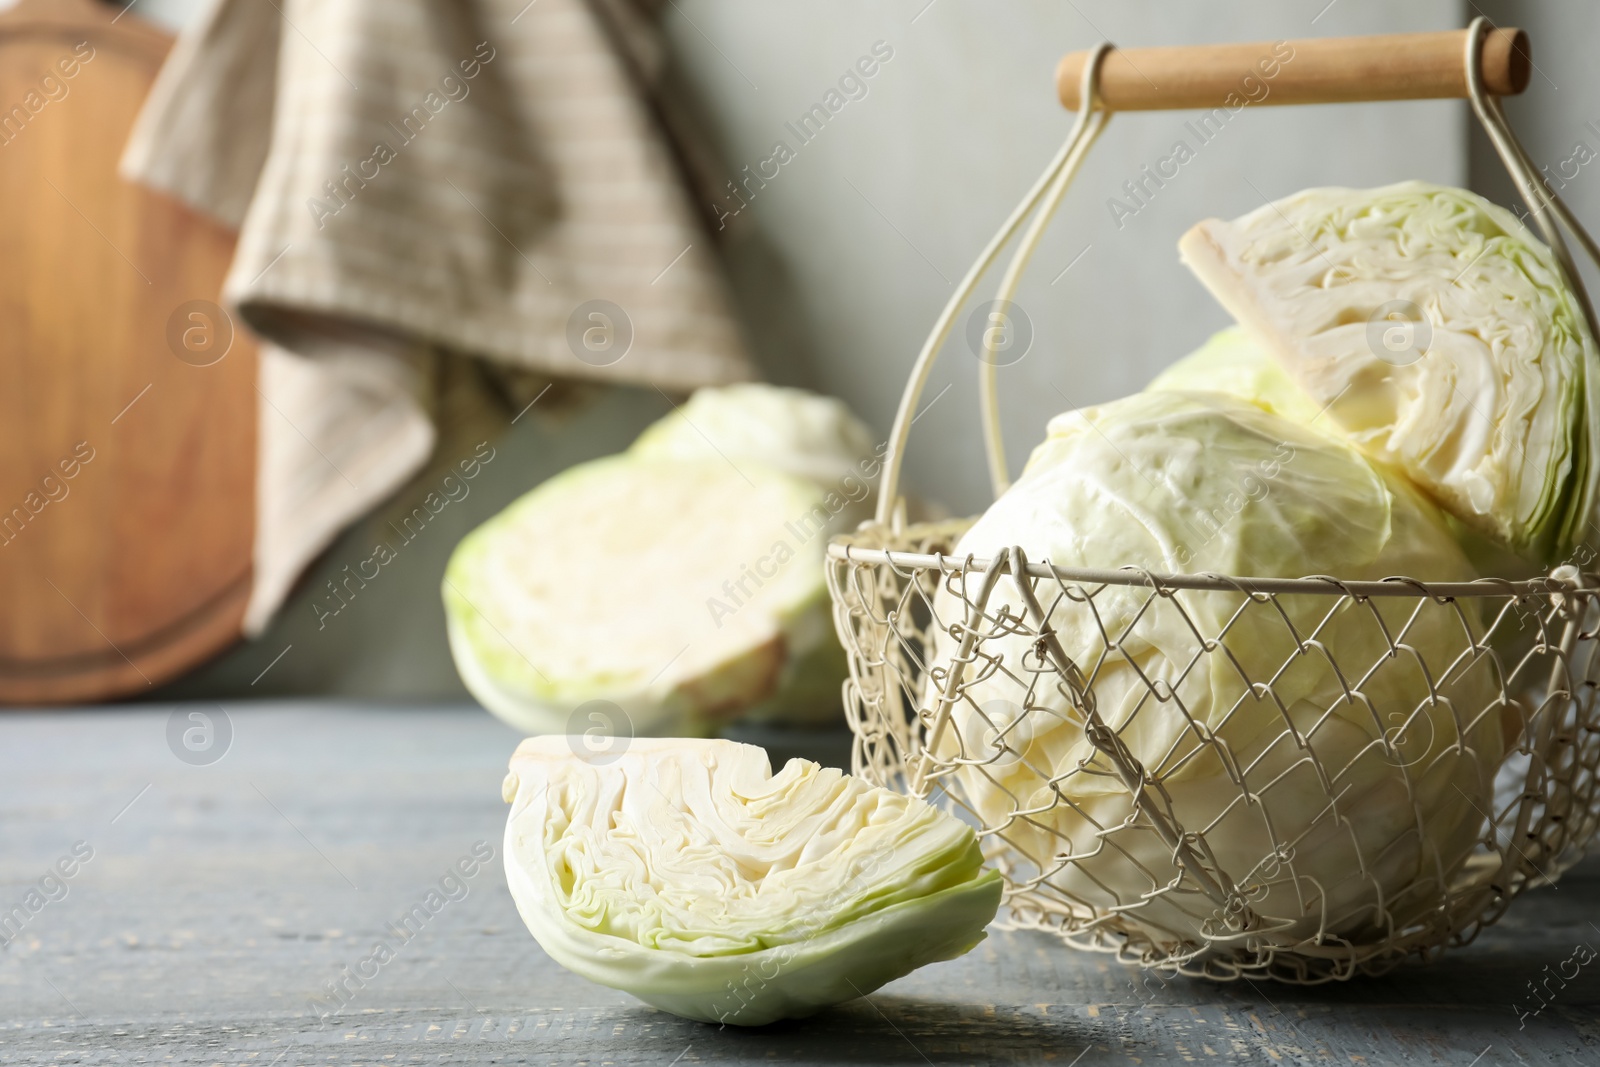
[[1149, 326, 1321, 423], [1180, 180, 1599, 565], [929, 391, 1505, 959], [1148, 327, 1546, 579], [502, 736, 1001, 1025]]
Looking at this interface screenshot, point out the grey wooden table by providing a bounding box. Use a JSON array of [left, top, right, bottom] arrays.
[[2, 704, 1597, 1065]]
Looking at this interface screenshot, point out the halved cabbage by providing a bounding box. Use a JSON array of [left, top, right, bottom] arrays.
[[1180, 180, 1599, 564], [632, 383, 879, 488], [502, 736, 1001, 1025], [444, 454, 850, 736], [930, 391, 1504, 955]]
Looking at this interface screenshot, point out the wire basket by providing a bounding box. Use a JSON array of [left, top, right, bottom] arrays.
[[826, 20, 1600, 982]]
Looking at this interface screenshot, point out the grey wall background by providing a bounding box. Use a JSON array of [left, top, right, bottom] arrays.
[[675, 0, 1463, 511], [1470, 0, 1600, 305], [104, 0, 1589, 701]]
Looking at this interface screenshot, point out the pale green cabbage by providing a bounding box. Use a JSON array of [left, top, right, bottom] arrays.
[[1149, 327, 1546, 580], [931, 391, 1504, 955], [1149, 326, 1322, 423], [502, 736, 1001, 1025], [632, 383, 878, 488], [445, 384, 880, 734], [444, 454, 851, 736], [1180, 180, 1599, 564]]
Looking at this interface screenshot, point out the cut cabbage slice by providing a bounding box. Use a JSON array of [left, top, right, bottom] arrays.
[[444, 454, 851, 736], [632, 383, 879, 489], [1180, 180, 1599, 564], [930, 391, 1504, 955], [501, 736, 1001, 1025]]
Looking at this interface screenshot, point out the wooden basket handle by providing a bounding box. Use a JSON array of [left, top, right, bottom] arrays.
[[1057, 28, 1530, 111]]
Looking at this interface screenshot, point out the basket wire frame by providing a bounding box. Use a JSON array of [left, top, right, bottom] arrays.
[[831, 20, 1600, 982]]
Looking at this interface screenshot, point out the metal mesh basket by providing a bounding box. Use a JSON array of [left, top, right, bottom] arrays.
[[827, 21, 1600, 981]]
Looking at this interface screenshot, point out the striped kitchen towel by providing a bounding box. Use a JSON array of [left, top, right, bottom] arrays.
[[120, 0, 752, 634]]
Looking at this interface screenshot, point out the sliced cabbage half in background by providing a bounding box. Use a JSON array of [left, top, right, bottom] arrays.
[[928, 391, 1505, 954], [445, 384, 882, 734], [1180, 180, 1600, 565], [502, 736, 1001, 1025], [444, 454, 852, 736]]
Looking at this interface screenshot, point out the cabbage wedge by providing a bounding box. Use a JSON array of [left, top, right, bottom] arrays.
[[502, 737, 1001, 1025], [1180, 180, 1600, 564]]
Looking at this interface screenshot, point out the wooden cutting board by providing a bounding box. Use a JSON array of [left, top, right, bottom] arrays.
[[0, 0, 256, 704]]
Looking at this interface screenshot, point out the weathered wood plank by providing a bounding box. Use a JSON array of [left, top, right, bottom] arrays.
[[0, 705, 1596, 1064]]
